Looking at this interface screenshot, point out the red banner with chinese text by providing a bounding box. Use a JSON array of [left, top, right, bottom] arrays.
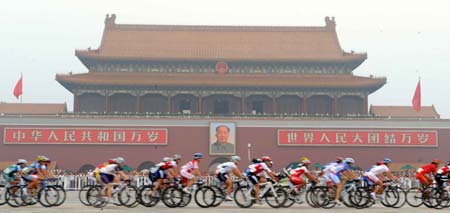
[[278, 129, 437, 147], [4, 128, 168, 145]]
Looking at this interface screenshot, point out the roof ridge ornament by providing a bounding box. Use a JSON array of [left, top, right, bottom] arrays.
[[105, 14, 116, 28], [324, 16, 336, 30]]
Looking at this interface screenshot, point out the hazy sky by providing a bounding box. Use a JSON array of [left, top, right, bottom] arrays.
[[1, 0, 449, 117]]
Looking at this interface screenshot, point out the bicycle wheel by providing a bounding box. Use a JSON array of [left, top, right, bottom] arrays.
[[210, 185, 225, 207], [118, 185, 138, 208], [86, 186, 106, 208], [391, 187, 407, 208], [6, 186, 24, 207], [305, 187, 320, 208], [265, 187, 287, 208], [349, 187, 370, 209], [138, 185, 160, 207], [161, 186, 182, 208], [194, 186, 215, 208], [406, 187, 423, 207], [78, 185, 92, 206], [423, 188, 442, 209], [0, 184, 6, 205], [52, 185, 66, 206], [40, 186, 59, 207], [179, 192, 191, 207], [381, 188, 400, 207], [282, 190, 296, 208], [233, 186, 254, 208]]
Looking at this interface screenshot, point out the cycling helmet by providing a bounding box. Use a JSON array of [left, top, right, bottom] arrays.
[[300, 157, 309, 162], [41, 156, 51, 162], [230, 156, 241, 162], [251, 158, 261, 164], [115, 157, 125, 163], [173, 154, 182, 160], [383, 158, 392, 164], [17, 159, 27, 165], [162, 157, 172, 162], [36, 156, 45, 162], [194, 153, 203, 159], [376, 161, 384, 165], [261, 156, 272, 162], [432, 159, 441, 164], [344, 158, 355, 164], [302, 159, 311, 164], [336, 157, 344, 163]]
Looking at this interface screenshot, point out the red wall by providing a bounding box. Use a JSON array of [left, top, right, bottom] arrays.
[[1, 125, 449, 172]]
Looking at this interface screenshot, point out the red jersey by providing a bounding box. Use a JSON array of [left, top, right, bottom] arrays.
[[437, 166, 450, 176], [417, 164, 437, 175], [289, 166, 309, 178]]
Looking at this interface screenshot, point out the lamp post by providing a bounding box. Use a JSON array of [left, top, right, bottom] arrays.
[[247, 143, 252, 163]]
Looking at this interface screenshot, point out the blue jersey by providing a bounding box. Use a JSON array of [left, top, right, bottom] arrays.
[[3, 164, 21, 176]]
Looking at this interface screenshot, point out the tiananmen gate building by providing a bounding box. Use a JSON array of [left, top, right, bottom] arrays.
[[1, 15, 448, 173]]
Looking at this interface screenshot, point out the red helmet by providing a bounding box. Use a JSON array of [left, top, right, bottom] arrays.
[[261, 156, 272, 162], [432, 159, 441, 164]]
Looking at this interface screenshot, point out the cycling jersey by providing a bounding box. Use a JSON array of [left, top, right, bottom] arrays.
[[363, 165, 389, 184], [437, 166, 450, 176], [289, 166, 309, 185], [157, 161, 177, 171], [180, 160, 199, 174], [246, 163, 271, 175], [180, 160, 200, 180], [100, 164, 122, 175], [216, 162, 237, 174], [3, 164, 22, 176], [416, 164, 437, 175]]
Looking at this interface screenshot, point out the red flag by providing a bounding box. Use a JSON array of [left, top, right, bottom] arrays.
[[412, 80, 421, 112], [13, 74, 23, 99]]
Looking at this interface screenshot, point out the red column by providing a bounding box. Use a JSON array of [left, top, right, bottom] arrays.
[[302, 96, 307, 114], [241, 96, 246, 113], [363, 95, 368, 115], [198, 96, 202, 113], [272, 96, 277, 114], [332, 97, 338, 115], [136, 95, 141, 113], [73, 94, 79, 112], [167, 95, 172, 113], [105, 94, 110, 113]]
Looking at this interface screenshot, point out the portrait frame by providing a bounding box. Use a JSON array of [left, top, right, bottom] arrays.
[[209, 122, 236, 155]]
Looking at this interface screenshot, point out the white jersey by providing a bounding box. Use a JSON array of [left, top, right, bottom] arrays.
[[99, 164, 121, 175], [247, 162, 271, 175], [216, 162, 237, 174], [322, 162, 337, 172], [366, 165, 389, 176]]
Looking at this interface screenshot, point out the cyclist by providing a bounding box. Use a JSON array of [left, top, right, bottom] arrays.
[[325, 157, 359, 205], [92, 158, 117, 185], [99, 157, 129, 201], [215, 155, 245, 201], [180, 153, 203, 193], [435, 161, 450, 189], [288, 158, 318, 195], [26, 156, 54, 193], [363, 158, 396, 200], [245, 156, 278, 204], [2, 159, 28, 185], [150, 157, 179, 195], [416, 159, 441, 189]]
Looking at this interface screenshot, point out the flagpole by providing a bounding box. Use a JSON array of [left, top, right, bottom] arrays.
[[20, 73, 23, 104]]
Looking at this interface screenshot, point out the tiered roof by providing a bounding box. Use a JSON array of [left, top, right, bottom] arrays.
[[370, 105, 440, 118], [0, 103, 67, 115], [76, 14, 366, 64], [57, 72, 385, 92]]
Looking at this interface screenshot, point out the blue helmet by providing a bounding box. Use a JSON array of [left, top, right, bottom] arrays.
[[383, 158, 392, 164], [194, 153, 203, 159]]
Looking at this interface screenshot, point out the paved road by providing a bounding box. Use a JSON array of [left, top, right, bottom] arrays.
[[0, 191, 441, 212]]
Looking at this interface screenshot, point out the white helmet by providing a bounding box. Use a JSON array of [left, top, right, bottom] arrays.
[[230, 156, 241, 162], [162, 157, 172, 162], [17, 159, 28, 165], [115, 157, 125, 164], [173, 154, 182, 160], [344, 158, 355, 164]]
